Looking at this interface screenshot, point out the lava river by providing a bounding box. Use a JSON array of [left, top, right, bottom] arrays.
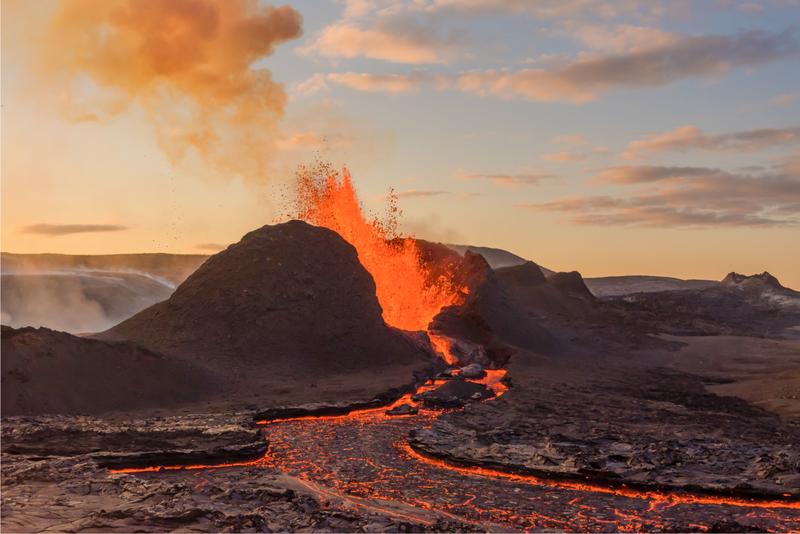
[[111, 372, 800, 532]]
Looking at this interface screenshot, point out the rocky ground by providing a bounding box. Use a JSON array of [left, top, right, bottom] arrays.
[[3, 346, 800, 532], [410, 352, 800, 497]]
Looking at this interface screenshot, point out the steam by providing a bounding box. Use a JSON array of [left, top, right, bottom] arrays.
[[37, 0, 303, 181], [1, 269, 175, 334]]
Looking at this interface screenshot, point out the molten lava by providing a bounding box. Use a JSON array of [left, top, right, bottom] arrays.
[[294, 162, 465, 333]]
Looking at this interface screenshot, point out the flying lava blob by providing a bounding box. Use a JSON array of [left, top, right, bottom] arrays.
[[294, 162, 467, 333]]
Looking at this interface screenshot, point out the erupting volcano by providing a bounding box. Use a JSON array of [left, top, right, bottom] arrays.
[[293, 162, 467, 333]]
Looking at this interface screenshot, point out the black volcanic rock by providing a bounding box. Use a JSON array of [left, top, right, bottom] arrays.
[[496, 265, 597, 320], [385, 403, 418, 416], [430, 252, 555, 365], [547, 271, 596, 301], [494, 261, 547, 287], [1, 325, 218, 416], [720, 271, 790, 293], [410, 364, 800, 498], [413, 379, 494, 408], [100, 220, 433, 382]]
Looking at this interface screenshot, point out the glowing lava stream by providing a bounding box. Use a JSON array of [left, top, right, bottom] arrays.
[[398, 444, 800, 512], [109, 374, 798, 515]]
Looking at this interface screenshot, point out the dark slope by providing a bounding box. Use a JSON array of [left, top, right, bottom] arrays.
[[1, 326, 218, 416], [496, 262, 597, 320], [100, 220, 434, 382]]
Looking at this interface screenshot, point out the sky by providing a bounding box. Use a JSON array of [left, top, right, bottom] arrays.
[[2, 0, 799, 287]]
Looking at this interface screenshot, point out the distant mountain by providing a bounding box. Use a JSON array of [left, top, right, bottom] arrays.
[[607, 271, 800, 337], [585, 275, 716, 297], [445, 244, 554, 274], [719, 271, 800, 309]]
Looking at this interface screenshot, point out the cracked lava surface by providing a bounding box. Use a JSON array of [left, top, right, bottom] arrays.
[[111, 374, 800, 532]]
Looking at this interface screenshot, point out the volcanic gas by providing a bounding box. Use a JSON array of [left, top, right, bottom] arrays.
[[294, 162, 466, 333]]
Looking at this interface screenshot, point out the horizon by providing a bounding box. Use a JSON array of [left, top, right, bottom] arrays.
[[1, 243, 796, 291], [2, 0, 799, 287]]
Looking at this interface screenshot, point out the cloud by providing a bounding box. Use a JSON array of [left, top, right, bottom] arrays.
[[595, 165, 720, 184], [569, 24, 679, 53], [324, 71, 442, 93], [21, 224, 128, 236], [314, 29, 798, 102], [299, 19, 456, 64], [195, 243, 227, 252], [554, 134, 589, 145], [459, 172, 553, 187], [456, 29, 798, 102], [418, 0, 680, 20], [623, 125, 800, 159], [394, 189, 452, 198], [520, 164, 800, 228], [770, 91, 800, 106], [541, 150, 587, 162], [34, 0, 303, 182]]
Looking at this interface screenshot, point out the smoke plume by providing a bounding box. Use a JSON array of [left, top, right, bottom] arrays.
[[38, 0, 303, 181]]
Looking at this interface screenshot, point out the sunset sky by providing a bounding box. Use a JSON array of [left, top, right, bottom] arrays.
[[2, 0, 799, 287]]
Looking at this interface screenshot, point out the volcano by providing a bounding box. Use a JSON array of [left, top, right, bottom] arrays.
[[100, 221, 435, 391]]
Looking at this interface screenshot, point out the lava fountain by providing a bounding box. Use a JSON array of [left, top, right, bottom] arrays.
[[294, 162, 466, 333]]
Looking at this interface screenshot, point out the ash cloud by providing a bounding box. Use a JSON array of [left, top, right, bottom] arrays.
[[36, 0, 303, 182]]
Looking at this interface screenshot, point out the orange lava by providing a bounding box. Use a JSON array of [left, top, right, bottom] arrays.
[[428, 333, 459, 365], [109, 455, 269, 474], [254, 373, 508, 426], [400, 444, 800, 511], [294, 162, 465, 332]]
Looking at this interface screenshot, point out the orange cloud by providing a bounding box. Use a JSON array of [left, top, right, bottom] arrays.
[[457, 29, 798, 102], [458, 172, 553, 187], [326, 72, 439, 93], [22, 224, 128, 236], [541, 151, 587, 163], [316, 29, 798, 103], [36, 0, 302, 182], [301, 21, 453, 64]]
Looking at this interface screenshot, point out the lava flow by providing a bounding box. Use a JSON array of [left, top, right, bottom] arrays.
[[294, 162, 466, 333], [109, 372, 799, 531]]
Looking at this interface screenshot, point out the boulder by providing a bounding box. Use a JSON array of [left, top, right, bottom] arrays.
[[413, 379, 494, 408]]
